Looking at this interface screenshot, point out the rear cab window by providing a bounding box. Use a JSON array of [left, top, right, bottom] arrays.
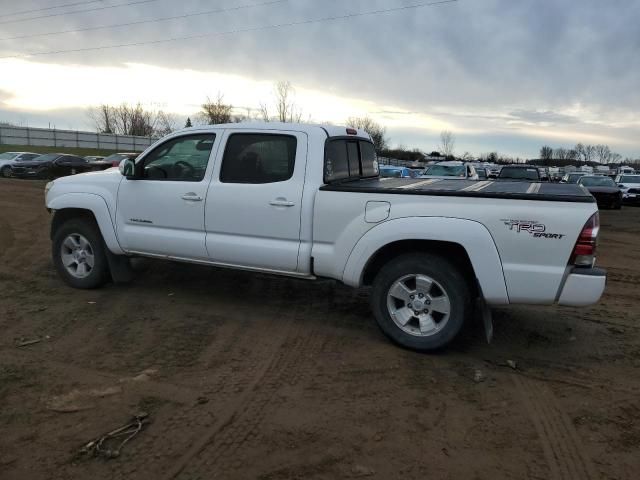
[[324, 138, 378, 183]]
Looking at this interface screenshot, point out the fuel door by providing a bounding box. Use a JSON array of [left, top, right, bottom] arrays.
[[365, 201, 391, 224]]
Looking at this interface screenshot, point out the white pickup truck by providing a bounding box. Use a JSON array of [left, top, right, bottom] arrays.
[[45, 123, 606, 351]]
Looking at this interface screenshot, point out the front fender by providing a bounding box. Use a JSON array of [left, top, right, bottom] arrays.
[[47, 193, 124, 255], [342, 217, 509, 305]]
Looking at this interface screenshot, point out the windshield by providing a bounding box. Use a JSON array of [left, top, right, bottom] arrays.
[[103, 154, 127, 163], [620, 176, 640, 183], [567, 174, 585, 182], [580, 176, 616, 187], [0, 152, 18, 160], [33, 154, 58, 162], [424, 165, 465, 177], [499, 167, 539, 180], [380, 168, 404, 178]]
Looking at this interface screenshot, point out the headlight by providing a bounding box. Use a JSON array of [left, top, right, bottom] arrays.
[[45, 181, 54, 197]]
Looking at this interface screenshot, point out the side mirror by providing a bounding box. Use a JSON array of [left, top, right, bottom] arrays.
[[119, 158, 136, 178]]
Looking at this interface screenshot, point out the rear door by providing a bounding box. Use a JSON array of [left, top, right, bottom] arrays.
[[205, 130, 307, 272]]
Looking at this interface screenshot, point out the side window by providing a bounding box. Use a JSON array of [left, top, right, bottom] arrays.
[[220, 134, 297, 184], [347, 142, 360, 176], [359, 141, 378, 177], [325, 139, 378, 183], [325, 140, 350, 183], [141, 134, 215, 181]]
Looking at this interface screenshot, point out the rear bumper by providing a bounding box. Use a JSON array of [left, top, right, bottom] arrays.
[[558, 267, 607, 306]]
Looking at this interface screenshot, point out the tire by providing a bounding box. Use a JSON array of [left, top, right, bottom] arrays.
[[0, 166, 11, 178], [371, 253, 471, 351], [52, 218, 109, 289]]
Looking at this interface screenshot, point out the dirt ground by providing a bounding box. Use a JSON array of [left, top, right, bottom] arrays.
[[0, 178, 639, 480]]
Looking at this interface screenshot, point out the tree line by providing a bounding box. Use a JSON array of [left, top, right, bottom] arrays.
[[537, 144, 625, 166], [88, 80, 391, 152], [86, 91, 638, 166]]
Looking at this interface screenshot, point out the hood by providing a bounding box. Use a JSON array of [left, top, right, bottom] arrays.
[[419, 175, 467, 180], [52, 167, 122, 184], [585, 186, 620, 194]]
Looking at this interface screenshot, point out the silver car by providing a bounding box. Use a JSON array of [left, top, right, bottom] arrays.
[[0, 152, 41, 177]]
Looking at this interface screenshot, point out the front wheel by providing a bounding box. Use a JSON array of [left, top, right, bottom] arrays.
[[52, 218, 109, 289], [0, 166, 11, 178], [371, 253, 471, 351]]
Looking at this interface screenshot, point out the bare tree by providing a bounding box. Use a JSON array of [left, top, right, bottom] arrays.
[[108, 103, 157, 137], [89, 102, 174, 137], [594, 144, 612, 164], [258, 102, 271, 122], [156, 111, 177, 136], [554, 147, 569, 161], [540, 145, 553, 163], [460, 152, 474, 161], [200, 94, 233, 125], [610, 153, 623, 164], [346, 116, 388, 152], [260, 81, 303, 123], [440, 130, 455, 157], [88, 104, 116, 134]]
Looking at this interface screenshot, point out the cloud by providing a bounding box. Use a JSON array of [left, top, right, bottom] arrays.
[[0, 0, 638, 158]]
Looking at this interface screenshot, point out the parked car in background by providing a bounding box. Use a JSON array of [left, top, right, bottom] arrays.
[[578, 175, 622, 209], [615, 174, 640, 205], [10, 153, 92, 179], [497, 165, 540, 181], [561, 172, 587, 184], [487, 166, 501, 178], [538, 168, 550, 181], [103, 152, 139, 168], [476, 167, 488, 180], [379, 166, 417, 178], [420, 161, 479, 180], [84, 156, 105, 162], [0, 151, 41, 177]]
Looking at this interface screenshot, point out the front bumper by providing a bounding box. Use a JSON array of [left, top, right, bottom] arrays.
[[622, 193, 640, 204], [558, 267, 607, 306]]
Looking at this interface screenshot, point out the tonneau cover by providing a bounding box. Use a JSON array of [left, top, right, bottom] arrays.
[[320, 178, 594, 203]]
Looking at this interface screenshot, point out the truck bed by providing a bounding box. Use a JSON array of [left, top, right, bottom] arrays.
[[320, 178, 594, 203]]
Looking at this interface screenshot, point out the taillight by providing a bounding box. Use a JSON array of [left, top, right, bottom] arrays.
[[571, 212, 599, 267]]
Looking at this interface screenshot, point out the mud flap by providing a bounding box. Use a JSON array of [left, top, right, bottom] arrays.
[[475, 283, 493, 344], [105, 248, 134, 284]]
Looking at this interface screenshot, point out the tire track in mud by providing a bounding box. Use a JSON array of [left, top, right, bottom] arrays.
[[0, 214, 15, 259], [513, 375, 599, 480], [163, 295, 327, 480]]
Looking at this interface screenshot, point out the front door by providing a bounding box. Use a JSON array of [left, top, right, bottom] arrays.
[[115, 133, 219, 260], [205, 130, 307, 272]]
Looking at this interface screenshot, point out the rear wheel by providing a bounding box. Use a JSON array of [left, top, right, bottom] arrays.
[[371, 253, 471, 351], [52, 218, 109, 289]]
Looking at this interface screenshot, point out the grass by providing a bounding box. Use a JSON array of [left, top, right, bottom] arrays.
[[0, 144, 141, 157]]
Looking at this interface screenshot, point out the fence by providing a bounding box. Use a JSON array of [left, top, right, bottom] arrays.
[[0, 125, 156, 152]]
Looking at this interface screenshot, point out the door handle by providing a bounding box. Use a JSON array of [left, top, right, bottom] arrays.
[[269, 199, 295, 207], [181, 193, 203, 202]]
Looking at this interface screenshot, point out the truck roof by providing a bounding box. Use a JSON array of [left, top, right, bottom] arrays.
[[175, 122, 372, 141]]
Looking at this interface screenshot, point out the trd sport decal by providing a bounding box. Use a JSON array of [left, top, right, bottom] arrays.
[[501, 219, 566, 240]]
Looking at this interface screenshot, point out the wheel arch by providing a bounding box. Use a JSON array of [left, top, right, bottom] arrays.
[[342, 217, 509, 305], [48, 193, 124, 255]]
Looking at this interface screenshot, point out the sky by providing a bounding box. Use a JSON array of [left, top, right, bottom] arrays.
[[0, 0, 639, 159]]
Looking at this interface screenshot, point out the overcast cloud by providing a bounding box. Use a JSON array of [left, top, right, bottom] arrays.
[[0, 0, 639, 158]]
